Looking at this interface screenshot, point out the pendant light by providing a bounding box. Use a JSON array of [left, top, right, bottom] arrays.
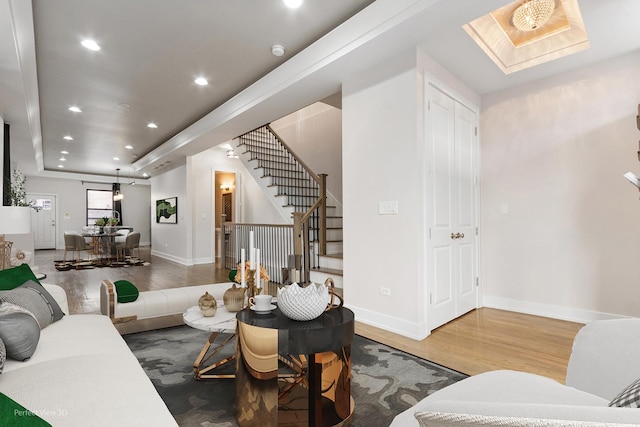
[[114, 168, 124, 201]]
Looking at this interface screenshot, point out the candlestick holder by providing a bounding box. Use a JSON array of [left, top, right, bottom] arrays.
[[245, 270, 261, 308]]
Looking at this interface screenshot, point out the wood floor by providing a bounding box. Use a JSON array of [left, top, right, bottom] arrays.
[[34, 248, 583, 384]]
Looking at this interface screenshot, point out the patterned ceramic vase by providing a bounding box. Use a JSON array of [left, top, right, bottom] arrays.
[[223, 283, 245, 312]]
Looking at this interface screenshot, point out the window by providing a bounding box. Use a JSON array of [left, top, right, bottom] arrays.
[[87, 189, 113, 225]]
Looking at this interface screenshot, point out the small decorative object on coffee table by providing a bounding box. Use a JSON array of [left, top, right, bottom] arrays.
[[235, 260, 270, 309], [278, 278, 343, 321], [223, 283, 246, 312], [198, 291, 217, 317]]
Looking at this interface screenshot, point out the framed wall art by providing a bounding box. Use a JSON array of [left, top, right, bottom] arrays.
[[156, 197, 178, 223]]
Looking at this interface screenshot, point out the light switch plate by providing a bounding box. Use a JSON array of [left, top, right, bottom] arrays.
[[379, 201, 399, 215]]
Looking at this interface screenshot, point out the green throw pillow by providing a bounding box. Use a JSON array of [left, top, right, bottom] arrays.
[[0, 264, 39, 291], [0, 392, 52, 426], [114, 280, 139, 303]]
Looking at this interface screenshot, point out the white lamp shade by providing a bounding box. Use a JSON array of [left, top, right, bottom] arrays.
[[0, 207, 32, 235]]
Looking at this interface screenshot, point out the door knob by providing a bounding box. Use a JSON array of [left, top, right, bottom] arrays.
[[459, 233, 464, 239], [451, 233, 456, 239]]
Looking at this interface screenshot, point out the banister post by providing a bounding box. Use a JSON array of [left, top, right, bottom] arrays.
[[319, 174, 327, 256], [220, 213, 226, 268], [293, 211, 304, 269]]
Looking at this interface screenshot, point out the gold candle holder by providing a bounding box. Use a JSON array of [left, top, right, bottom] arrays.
[[245, 270, 261, 308]]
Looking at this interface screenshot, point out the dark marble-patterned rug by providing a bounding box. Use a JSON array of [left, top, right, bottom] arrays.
[[123, 325, 467, 427]]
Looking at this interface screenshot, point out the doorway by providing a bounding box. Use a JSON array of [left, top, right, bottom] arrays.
[[425, 81, 479, 332], [27, 193, 57, 249], [214, 171, 236, 261]]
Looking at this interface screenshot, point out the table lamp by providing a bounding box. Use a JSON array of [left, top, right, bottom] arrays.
[[0, 206, 32, 270]]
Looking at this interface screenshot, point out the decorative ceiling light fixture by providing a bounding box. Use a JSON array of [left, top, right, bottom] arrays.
[[113, 168, 124, 201], [226, 149, 239, 159], [512, 0, 556, 32], [194, 77, 208, 86]]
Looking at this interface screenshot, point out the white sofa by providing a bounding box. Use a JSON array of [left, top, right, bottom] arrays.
[[100, 279, 235, 322], [391, 318, 640, 427], [0, 284, 178, 426]]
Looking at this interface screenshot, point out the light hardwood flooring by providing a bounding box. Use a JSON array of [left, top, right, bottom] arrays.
[[34, 248, 583, 383]]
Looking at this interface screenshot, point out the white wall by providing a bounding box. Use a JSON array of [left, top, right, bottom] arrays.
[[343, 50, 428, 338], [151, 145, 286, 265], [480, 51, 640, 322], [342, 48, 483, 339], [26, 176, 151, 248], [151, 165, 189, 263], [271, 102, 343, 203]]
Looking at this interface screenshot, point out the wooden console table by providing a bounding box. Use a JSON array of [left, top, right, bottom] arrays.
[[236, 306, 355, 427]]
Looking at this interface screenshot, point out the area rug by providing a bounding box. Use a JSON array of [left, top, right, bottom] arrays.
[[54, 257, 149, 270], [124, 325, 467, 427]]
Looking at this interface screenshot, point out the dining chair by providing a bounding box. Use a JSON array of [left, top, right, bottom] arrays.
[[115, 232, 141, 262], [63, 231, 93, 262]]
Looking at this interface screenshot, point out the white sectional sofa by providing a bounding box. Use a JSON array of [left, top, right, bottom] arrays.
[[391, 318, 640, 427], [100, 279, 235, 323], [0, 283, 177, 426]]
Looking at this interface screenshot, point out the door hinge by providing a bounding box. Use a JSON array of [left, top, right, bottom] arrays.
[[475, 126, 478, 136], [428, 100, 431, 111], [475, 277, 479, 287], [429, 228, 432, 239], [429, 293, 433, 304], [476, 226, 478, 236]]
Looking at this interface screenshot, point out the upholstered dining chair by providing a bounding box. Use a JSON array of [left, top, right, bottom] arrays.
[[63, 231, 93, 262], [115, 232, 141, 262]]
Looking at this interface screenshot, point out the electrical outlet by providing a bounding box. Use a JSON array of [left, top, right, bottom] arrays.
[[380, 287, 391, 296]]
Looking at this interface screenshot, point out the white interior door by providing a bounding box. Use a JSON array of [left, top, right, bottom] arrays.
[[426, 83, 478, 331], [27, 193, 56, 249]]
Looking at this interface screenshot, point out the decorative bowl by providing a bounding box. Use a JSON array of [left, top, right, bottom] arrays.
[[277, 282, 330, 321]]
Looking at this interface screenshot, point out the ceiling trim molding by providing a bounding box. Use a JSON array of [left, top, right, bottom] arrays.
[[7, 0, 43, 172]]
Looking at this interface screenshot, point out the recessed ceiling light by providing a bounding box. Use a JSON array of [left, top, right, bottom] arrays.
[[283, 0, 303, 9], [194, 77, 208, 86], [61, 151, 69, 154], [125, 145, 133, 150], [57, 164, 64, 168], [63, 135, 74, 141], [142, 173, 149, 177], [81, 39, 101, 51], [119, 103, 131, 108], [113, 157, 120, 161], [147, 122, 158, 129], [59, 157, 66, 161], [68, 106, 82, 113]]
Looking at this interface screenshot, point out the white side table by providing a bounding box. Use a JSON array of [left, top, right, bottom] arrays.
[[183, 305, 238, 379]]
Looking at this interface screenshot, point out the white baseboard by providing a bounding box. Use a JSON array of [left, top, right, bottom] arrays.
[[346, 303, 430, 340], [150, 250, 193, 266], [482, 296, 628, 324], [193, 257, 214, 265]]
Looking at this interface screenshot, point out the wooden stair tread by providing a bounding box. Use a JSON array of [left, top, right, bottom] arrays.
[[311, 267, 343, 276], [319, 253, 343, 259]]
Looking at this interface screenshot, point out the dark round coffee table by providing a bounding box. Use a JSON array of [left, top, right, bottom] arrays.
[[236, 306, 355, 426]]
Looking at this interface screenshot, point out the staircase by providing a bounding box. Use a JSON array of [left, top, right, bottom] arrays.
[[235, 125, 343, 288]]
